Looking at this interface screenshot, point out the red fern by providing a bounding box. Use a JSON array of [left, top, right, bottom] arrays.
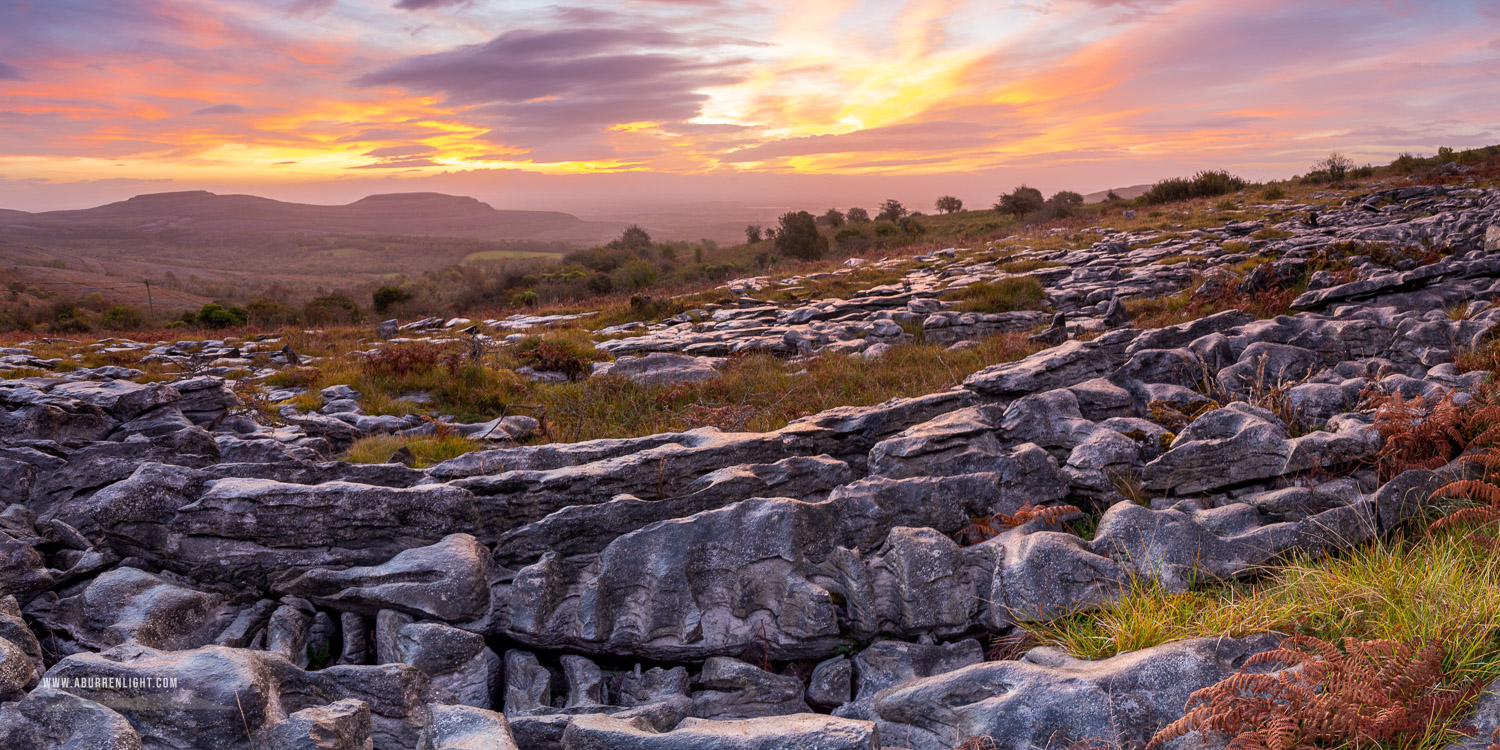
[[1366, 389, 1466, 481], [1147, 636, 1481, 750]]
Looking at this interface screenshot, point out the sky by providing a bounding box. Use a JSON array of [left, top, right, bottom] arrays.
[[1, 0, 1498, 215]]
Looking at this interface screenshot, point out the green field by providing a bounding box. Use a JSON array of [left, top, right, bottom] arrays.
[[463, 249, 563, 263]]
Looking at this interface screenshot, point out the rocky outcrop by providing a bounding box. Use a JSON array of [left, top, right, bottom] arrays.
[[4, 184, 1500, 749]]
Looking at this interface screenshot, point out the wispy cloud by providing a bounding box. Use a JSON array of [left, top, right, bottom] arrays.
[[0, 0, 1495, 211]]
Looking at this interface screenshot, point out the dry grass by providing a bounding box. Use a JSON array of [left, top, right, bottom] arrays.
[[341, 432, 485, 467]]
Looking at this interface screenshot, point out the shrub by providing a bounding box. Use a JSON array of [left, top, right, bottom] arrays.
[[615, 259, 658, 291], [846, 207, 871, 223], [1045, 190, 1084, 217], [935, 195, 963, 214], [774, 211, 829, 261], [195, 302, 248, 328], [515, 332, 602, 380], [1140, 171, 1248, 205], [954, 277, 1047, 313], [362, 341, 457, 377], [995, 185, 1045, 217], [511, 290, 539, 307], [819, 208, 846, 227], [246, 298, 294, 326], [303, 293, 363, 325], [1260, 184, 1286, 200], [875, 199, 907, 222], [834, 227, 869, 253], [896, 216, 925, 237], [101, 305, 145, 330], [372, 286, 413, 314], [611, 225, 652, 253]]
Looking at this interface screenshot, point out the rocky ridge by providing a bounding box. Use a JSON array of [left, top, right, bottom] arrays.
[[2, 185, 1500, 748]]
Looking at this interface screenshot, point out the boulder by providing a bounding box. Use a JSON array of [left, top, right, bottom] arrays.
[[595, 353, 722, 386], [0, 687, 144, 750], [965, 339, 1127, 398], [35, 567, 234, 652], [96, 476, 480, 588], [423, 704, 521, 750], [392, 622, 499, 709], [265, 699, 374, 750], [1142, 403, 1291, 494], [691, 657, 810, 719], [560, 713, 880, 750], [280, 534, 491, 623], [870, 636, 1280, 750], [43, 643, 435, 750]]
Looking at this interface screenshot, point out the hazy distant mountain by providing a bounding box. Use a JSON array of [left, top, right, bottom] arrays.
[[1083, 184, 1152, 203], [0, 191, 624, 243]]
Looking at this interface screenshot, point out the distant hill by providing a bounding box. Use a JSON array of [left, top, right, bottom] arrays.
[[0, 191, 623, 243], [1083, 184, 1152, 203], [0, 191, 629, 290]]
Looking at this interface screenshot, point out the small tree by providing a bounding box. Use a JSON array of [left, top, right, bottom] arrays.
[[1046, 190, 1084, 217], [372, 286, 412, 314], [775, 211, 828, 261], [614, 225, 652, 253], [935, 195, 963, 214], [876, 199, 907, 222], [1315, 153, 1355, 184], [196, 302, 248, 328], [819, 208, 846, 227], [846, 207, 871, 223], [303, 293, 362, 325], [745, 225, 763, 243], [996, 185, 1045, 217], [246, 297, 292, 327], [616, 259, 658, 290], [897, 216, 925, 236]]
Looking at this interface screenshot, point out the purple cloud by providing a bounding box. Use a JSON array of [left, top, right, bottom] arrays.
[[0, 61, 24, 81], [354, 24, 751, 158], [393, 0, 468, 10], [722, 121, 1003, 163], [349, 158, 440, 169], [363, 145, 433, 158], [191, 103, 247, 115]]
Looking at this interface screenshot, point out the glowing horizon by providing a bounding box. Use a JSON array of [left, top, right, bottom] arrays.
[[1, 0, 1497, 213]]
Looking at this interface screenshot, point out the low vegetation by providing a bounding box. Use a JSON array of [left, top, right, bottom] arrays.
[[342, 431, 484, 468], [953, 277, 1047, 314]]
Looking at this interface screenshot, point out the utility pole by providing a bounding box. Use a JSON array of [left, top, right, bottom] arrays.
[[143, 280, 155, 321]]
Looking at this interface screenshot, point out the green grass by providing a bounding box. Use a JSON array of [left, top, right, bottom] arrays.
[[342, 432, 486, 467], [1030, 529, 1500, 692], [266, 327, 1041, 443], [462, 249, 564, 263], [1252, 228, 1294, 240], [953, 277, 1048, 314]]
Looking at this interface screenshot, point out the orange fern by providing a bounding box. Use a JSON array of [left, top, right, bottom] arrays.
[[1367, 389, 1466, 481], [1431, 448, 1500, 540], [1147, 635, 1481, 750]]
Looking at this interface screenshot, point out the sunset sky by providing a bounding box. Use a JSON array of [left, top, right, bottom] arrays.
[[1, 0, 1498, 214]]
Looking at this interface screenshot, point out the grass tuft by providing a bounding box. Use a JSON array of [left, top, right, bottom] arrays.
[[953, 277, 1047, 314], [341, 432, 485, 467]]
